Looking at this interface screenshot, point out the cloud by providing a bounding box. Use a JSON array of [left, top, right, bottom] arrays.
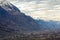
[[9, 0, 60, 21]]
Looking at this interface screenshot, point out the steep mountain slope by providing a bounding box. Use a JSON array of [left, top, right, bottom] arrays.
[[0, 0, 41, 38]]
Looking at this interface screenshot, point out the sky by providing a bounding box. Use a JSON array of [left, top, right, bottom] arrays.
[[8, 0, 60, 21]]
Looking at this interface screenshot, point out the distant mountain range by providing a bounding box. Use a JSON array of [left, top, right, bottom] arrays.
[[35, 19, 60, 31]]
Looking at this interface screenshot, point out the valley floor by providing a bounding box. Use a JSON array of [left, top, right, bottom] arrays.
[[0, 30, 60, 40]]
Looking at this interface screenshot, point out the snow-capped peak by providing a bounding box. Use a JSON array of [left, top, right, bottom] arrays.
[[0, 0, 7, 5], [0, 0, 13, 11], [0, 0, 13, 8]]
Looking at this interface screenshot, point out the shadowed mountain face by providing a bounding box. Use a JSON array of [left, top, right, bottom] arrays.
[[0, 0, 41, 38]]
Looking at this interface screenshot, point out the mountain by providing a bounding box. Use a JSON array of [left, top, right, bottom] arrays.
[[0, 0, 41, 39], [35, 19, 60, 31]]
